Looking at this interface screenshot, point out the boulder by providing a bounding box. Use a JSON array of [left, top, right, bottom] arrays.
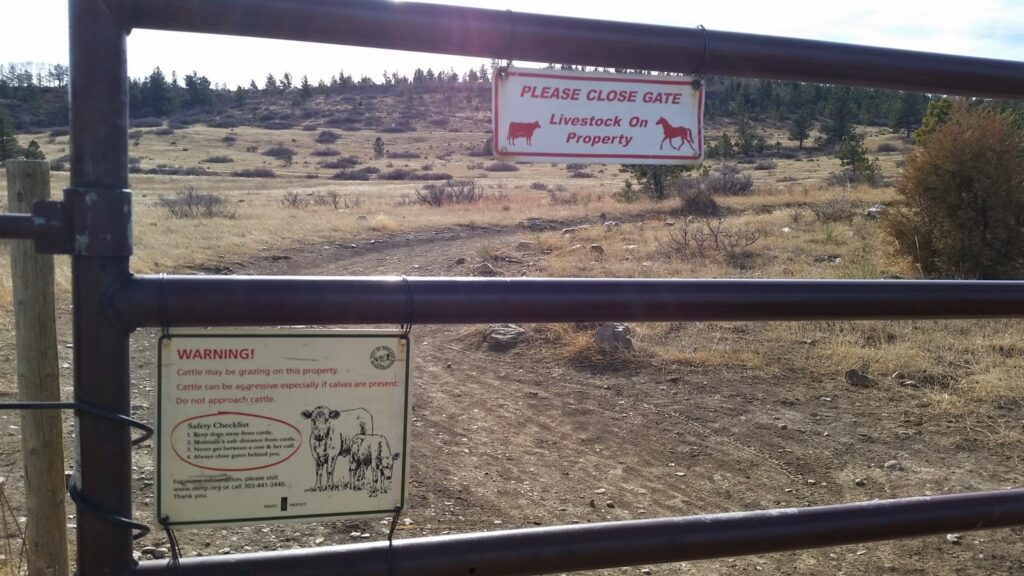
[[845, 368, 876, 388], [485, 324, 527, 350], [595, 323, 634, 352], [473, 262, 496, 276], [865, 204, 888, 219], [518, 218, 548, 232], [561, 225, 591, 236]]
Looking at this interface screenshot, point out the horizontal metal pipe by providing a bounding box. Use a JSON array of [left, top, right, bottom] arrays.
[[0, 213, 54, 241], [113, 275, 1024, 328], [114, 0, 1024, 99], [133, 488, 1024, 576]]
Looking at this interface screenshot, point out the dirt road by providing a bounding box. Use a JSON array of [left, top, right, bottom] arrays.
[[3, 222, 1021, 575]]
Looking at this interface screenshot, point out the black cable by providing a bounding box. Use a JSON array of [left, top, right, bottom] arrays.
[[693, 24, 710, 90], [0, 401, 155, 540]]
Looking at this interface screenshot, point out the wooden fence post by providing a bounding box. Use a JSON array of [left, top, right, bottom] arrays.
[[5, 160, 69, 576]]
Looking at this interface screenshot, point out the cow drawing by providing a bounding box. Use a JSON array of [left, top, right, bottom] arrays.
[[348, 434, 401, 496], [300, 406, 374, 490], [656, 117, 696, 153], [507, 121, 541, 146]]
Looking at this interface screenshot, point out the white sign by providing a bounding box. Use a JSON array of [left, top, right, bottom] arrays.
[[156, 330, 411, 528], [492, 67, 704, 164]]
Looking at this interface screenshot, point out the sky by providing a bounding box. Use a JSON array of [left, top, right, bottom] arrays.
[[5, 0, 1024, 87]]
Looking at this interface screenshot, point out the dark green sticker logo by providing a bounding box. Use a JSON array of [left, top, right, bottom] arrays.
[[370, 345, 396, 370]]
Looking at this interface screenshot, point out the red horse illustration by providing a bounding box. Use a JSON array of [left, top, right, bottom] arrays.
[[656, 117, 696, 152], [507, 121, 541, 146]]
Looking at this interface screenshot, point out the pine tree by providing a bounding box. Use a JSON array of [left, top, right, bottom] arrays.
[[890, 92, 928, 138], [23, 140, 45, 160], [0, 109, 21, 161], [788, 109, 813, 149], [300, 75, 312, 100], [818, 87, 857, 149]]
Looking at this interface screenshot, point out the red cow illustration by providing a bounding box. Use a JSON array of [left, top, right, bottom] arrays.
[[656, 117, 696, 153], [507, 121, 542, 146]]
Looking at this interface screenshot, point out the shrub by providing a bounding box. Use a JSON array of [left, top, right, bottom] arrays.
[[679, 189, 721, 216], [159, 187, 236, 219], [662, 217, 760, 263], [311, 148, 341, 157], [753, 160, 777, 170], [565, 163, 587, 171], [280, 191, 307, 209], [381, 125, 412, 133], [570, 171, 595, 179], [380, 168, 414, 180], [318, 156, 361, 169], [876, 142, 900, 153], [311, 191, 341, 209], [887, 104, 1024, 278], [700, 165, 754, 196], [387, 151, 420, 159], [483, 161, 518, 172], [131, 117, 163, 128], [530, 182, 549, 191], [263, 145, 296, 159], [203, 155, 234, 163], [331, 169, 371, 181], [232, 168, 276, 178], [411, 172, 453, 181], [832, 133, 883, 186], [222, 134, 238, 144], [316, 130, 340, 144], [134, 164, 210, 176], [258, 120, 296, 130], [810, 195, 857, 223], [208, 117, 240, 129], [416, 179, 483, 206]]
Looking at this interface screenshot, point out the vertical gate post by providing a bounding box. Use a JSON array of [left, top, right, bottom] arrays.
[[6, 160, 70, 576], [68, 0, 134, 574]]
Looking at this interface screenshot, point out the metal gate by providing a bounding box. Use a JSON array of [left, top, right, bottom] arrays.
[[3, 0, 1024, 574]]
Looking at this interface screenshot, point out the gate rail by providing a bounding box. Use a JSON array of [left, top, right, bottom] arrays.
[[2, 1, 1022, 574]]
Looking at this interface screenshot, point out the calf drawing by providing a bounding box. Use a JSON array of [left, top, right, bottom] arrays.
[[301, 406, 374, 490], [348, 434, 401, 496]]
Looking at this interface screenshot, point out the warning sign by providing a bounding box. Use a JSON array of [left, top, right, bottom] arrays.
[[493, 67, 703, 164], [156, 330, 411, 528]]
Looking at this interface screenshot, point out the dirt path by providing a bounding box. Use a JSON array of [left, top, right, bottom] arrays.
[[2, 222, 1021, 575]]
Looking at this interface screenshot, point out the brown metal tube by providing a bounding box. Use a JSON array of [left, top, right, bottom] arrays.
[[112, 275, 1024, 328], [0, 213, 50, 241], [70, 0, 134, 574], [113, 0, 1024, 99], [132, 488, 1024, 576]]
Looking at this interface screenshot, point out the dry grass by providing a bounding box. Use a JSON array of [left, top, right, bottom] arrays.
[[4, 119, 1020, 454]]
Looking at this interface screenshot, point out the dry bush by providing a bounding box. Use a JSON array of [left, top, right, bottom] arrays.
[[159, 187, 237, 219], [280, 191, 307, 209], [416, 179, 483, 207], [232, 167, 275, 178], [530, 182, 549, 191], [387, 151, 420, 159], [311, 148, 341, 157], [483, 161, 519, 172], [318, 156, 361, 169], [316, 130, 340, 144], [202, 155, 233, 163], [262, 145, 296, 162], [703, 164, 754, 196], [887, 104, 1024, 278], [810, 195, 857, 223], [661, 216, 760, 263], [679, 189, 721, 216], [876, 142, 899, 153]]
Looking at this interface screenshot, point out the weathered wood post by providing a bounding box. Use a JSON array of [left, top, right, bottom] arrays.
[[5, 159, 70, 576]]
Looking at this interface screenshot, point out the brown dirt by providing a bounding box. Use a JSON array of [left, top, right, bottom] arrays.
[[2, 224, 1023, 575]]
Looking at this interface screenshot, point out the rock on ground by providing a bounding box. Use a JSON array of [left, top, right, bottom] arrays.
[[845, 368, 876, 388], [484, 324, 527, 351], [595, 323, 634, 352], [473, 262, 496, 276]]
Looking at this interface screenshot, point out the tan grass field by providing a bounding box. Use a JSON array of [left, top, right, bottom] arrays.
[[1, 118, 1021, 574]]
